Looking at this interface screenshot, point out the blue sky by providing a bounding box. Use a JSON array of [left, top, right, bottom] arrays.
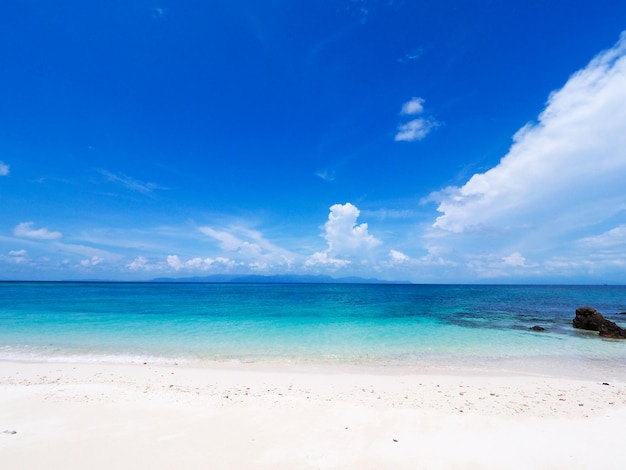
[[2, 0, 626, 283]]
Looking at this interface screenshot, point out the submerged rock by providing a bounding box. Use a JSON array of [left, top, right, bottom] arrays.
[[573, 306, 626, 339], [529, 325, 545, 332]]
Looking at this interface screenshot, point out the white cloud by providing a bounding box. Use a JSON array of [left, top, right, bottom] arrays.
[[14, 222, 62, 240], [167, 254, 237, 271], [400, 97, 425, 115], [424, 32, 626, 280], [53, 242, 111, 258], [5, 249, 28, 264], [577, 225, 626, 249], [199, 227, 248, 252], [152, 7, 165, 19], [305, 203, 381, 270], [389, 249, 410, 263], [0, 161, 9, 176], [502, 252, 527, 267], [395, 118, 436, 142], [398, 48, 424, 63], [433, 33, 626, 235], [395, 96, 438, 142], [127, 256, 152, 271], [166, 254, 184, 270], [198, 225, 295, 268], [80, 256, 104, 267], [214, 256, 237, 267], [99, 170, 165, 194], [304, 251, 351, 268], [315, 169, 336, 182], [324, 203, 381, 255]]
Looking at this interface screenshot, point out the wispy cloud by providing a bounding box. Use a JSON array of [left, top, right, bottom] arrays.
[[152, 7, 166, 20], [14, 222, 62, 240], [398, 47, 424, 63], [99, 170, 165, 194], [52, 242, 112, 259], [196, 225, 296, 271], [0, 161, 9, 176], [315, 169, 336, 182], [577, 225, 626, 249], [360, 208, 417, 220]]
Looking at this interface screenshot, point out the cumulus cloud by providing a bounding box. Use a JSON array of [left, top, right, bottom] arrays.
[[0, 161, 9, 176], [306, 203, 381, 268], [324, 203, 381, 254], [425, 32, 626, 280], [13, 222, 62, 240]]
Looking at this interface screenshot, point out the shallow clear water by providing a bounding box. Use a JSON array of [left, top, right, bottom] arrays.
[[1, 282, 625, 375]]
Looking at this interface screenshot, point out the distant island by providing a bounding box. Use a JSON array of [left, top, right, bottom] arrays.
[[151, 274, 411, 284]]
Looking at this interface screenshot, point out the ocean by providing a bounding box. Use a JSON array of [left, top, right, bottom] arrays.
[[1, 282, 625, 378]]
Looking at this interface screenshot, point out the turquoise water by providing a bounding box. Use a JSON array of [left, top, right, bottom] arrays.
[[1, 282, 625, 375]]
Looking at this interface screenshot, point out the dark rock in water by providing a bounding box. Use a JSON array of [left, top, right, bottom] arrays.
[[529, 325, 545, 332], [573, 306, 626, 339], [618, 312, 626, 315]]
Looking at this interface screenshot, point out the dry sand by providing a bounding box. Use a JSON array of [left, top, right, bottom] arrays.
[[2, 360, 626, 469]]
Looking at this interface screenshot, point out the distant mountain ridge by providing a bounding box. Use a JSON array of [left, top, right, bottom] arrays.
[[151, 274, 411, 284]]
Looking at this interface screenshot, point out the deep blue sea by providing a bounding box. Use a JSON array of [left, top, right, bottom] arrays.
[[1, 282, 625, 377]]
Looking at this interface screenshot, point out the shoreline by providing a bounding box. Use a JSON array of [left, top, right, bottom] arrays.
[[3, 347, 626, 381], [2, 360, 626, 468]]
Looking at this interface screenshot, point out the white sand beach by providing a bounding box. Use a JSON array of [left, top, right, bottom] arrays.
[[2, 360, 626, 469]]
